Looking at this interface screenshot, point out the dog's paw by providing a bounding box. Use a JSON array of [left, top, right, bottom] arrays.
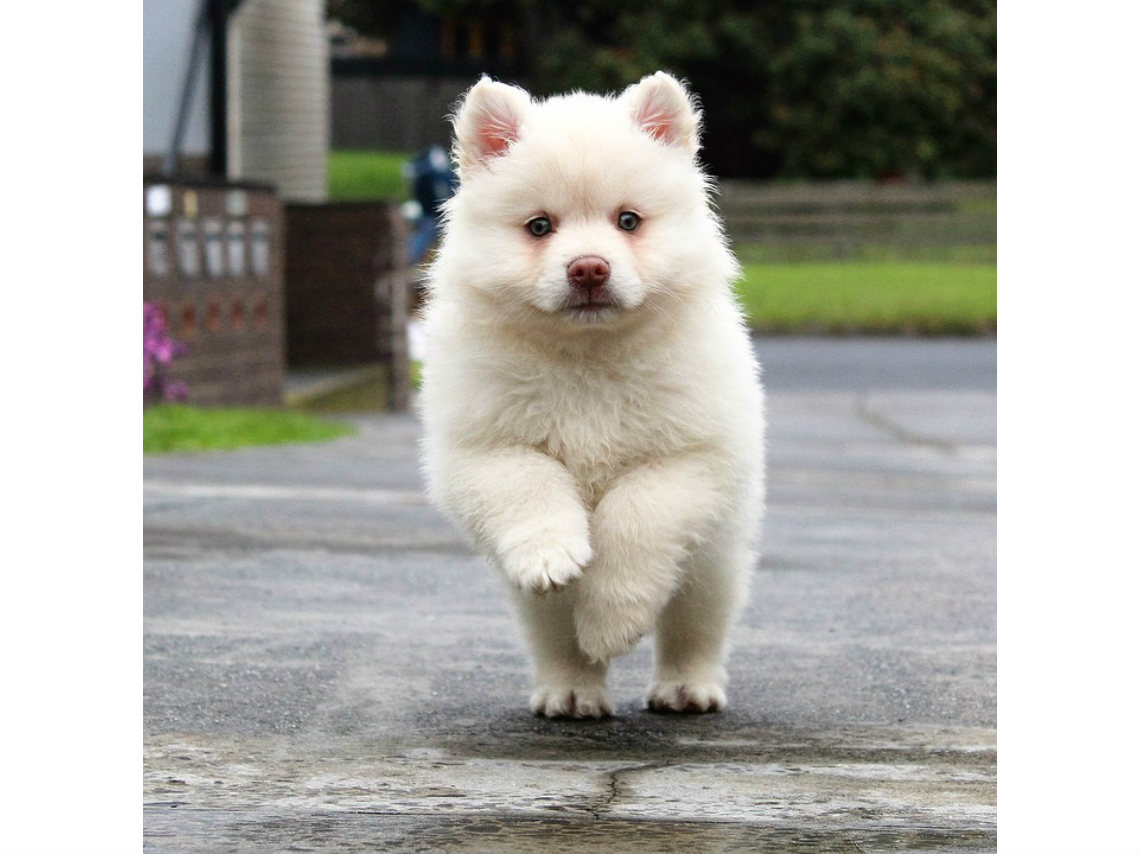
[[501, 538, 592, 595], [645, 681, 727, 714], [574, 602, 651, 664], [530, 685, 613, 719]]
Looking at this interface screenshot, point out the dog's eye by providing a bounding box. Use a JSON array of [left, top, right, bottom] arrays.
[[527, 216, 553, 237], [617, 211, 641, 232]]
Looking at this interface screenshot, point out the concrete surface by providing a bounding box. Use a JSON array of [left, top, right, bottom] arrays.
[[144, 336, 996, 853]]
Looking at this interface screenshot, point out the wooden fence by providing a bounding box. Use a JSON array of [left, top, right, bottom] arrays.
[[716, 180, 996, 262]]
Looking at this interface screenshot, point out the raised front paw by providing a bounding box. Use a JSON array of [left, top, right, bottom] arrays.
[[501, 537, 592, 594], [645, 680, 727, 714], [530, 685, 613, 719], [573, 599, 653, 664]]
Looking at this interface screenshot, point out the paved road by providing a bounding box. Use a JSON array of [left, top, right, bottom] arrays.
[[144, 337, 996, 853]]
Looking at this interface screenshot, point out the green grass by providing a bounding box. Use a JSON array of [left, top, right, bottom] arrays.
[[144, 405, 356, 454], [735, 262, 996, 335], [328, 149, 410, 202]]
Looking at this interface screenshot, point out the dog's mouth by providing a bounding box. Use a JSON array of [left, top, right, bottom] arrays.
[[561, 287, 619, 317]]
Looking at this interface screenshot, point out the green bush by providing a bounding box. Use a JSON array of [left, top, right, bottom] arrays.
[[534, 1, 995, 179]]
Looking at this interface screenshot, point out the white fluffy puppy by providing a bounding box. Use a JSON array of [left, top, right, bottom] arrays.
[[420, 72, 765, 718]]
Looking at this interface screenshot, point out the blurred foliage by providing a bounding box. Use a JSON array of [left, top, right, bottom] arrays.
[[330, 0, 995, 180]]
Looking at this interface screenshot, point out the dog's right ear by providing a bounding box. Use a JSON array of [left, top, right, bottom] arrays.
[[452, 77, 531, 174]]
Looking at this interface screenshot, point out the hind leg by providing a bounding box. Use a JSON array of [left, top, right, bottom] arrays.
[[646, 540, 753, 714], [511, 588, 612, 719]]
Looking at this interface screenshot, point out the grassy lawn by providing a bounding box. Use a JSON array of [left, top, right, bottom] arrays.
[[144, 405, 355, 455], [328, 149, 409, 201], [735, 262, 996, 335]]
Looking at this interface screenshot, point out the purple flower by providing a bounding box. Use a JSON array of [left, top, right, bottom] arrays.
[[144, 301, 188, 405]]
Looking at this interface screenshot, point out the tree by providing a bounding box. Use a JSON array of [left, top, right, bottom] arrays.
[[331, 0, 996, 179]]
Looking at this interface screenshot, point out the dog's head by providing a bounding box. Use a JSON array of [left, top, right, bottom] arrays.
[[435, 72, 737, 333]]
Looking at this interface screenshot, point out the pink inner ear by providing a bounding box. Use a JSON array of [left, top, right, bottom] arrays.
[[478, 124, 514, 159], [476, 102, 521, 160], [640, 117, 674, 144], [634, 92, 678, 145]]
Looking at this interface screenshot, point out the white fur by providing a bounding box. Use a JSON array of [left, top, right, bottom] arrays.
[[420, 72, 765, 718]]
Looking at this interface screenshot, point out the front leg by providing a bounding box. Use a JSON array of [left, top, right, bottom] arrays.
[[573, 451, 735, 662], [512, 588, 613, 719], [427, 445, 592, 593]]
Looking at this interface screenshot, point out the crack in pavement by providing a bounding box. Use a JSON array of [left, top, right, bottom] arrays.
[[591, 761, 676, 820], [854, 394, 959, 452]]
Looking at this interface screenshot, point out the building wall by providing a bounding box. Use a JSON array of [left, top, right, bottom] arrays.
[[228, 0, 329, 201]]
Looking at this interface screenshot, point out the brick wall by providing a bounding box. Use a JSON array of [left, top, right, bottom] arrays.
[[143, 179, 286, 407]]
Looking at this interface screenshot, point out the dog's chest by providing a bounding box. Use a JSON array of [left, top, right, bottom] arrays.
[[487, 359, 695, 493]]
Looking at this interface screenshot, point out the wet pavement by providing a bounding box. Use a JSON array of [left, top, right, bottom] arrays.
[[144, 336, 996, 853]]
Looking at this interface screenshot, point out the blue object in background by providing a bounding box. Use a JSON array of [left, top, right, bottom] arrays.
[[405, 145, 458, 266]]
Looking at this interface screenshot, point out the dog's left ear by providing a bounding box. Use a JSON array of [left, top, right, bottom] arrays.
[[622, 71, 702, 155]]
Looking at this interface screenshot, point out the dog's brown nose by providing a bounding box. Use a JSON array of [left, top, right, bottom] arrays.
[[567, 256, 611, 289]]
